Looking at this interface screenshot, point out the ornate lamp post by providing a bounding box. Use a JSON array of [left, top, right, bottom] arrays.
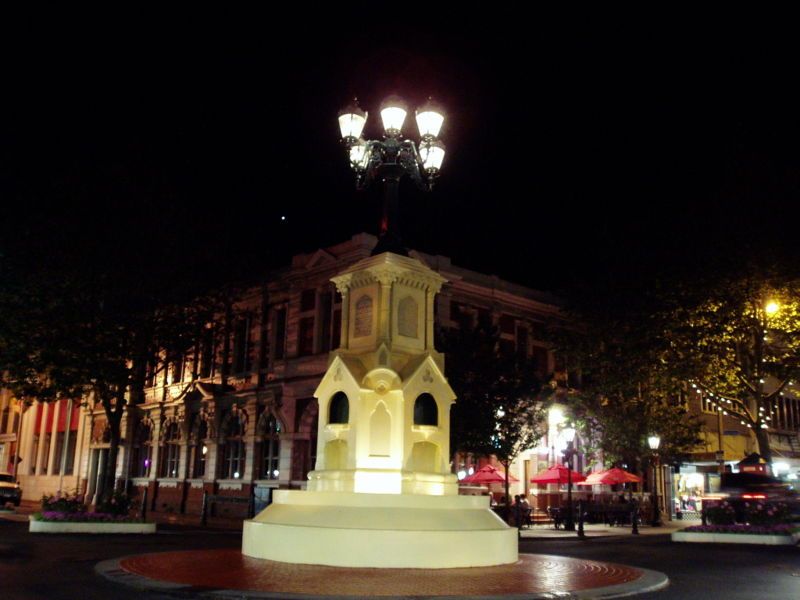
[[338, 96, 446, 255], [561, 425, 577, 531], [648, 434, 662, 527]]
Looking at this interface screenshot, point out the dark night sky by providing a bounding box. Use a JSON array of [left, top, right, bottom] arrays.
[[3, 10, 800, 295]]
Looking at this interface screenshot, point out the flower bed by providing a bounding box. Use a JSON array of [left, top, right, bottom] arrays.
[[29, 491, 155, 534], [35, 511, 143, 523], [29, 513, 156, 534], [672, 523, 800, 545]]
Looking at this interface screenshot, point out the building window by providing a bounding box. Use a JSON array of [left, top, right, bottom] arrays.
[[131, 421, 153, 478], [298, 316, 315, 356], [301, 289, 317, 312], [516, 326, 529, 357], [41, 433, 51, 474], [200, 327, 215, 378], [414, 393, 438, 426], [29, 434, 39, 475], [189, 418, 209, 479], [319, 292, 333, 353], [169, 355, 184, 385], [499, 339, 515, 356], [220, 411, 247, 479], [273, 307, 287, 360], [159, 422, 181, 478], [499, 314, 515, 334], [259, 414, 282, 480], [52, 429, 77, 476], [532, 346, 548, 376], [332, 308, 342, 349], [233, 317, 252, 373], [144, 355, 156, 388], [329, 392, 349, 424]]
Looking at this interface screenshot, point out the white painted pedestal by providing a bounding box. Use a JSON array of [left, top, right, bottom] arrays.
[[242, 490, 517, 568]]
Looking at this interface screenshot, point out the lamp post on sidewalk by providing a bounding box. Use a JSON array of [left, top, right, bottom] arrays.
[[648, 434, 662, 527], [561, 426, 577, 531]]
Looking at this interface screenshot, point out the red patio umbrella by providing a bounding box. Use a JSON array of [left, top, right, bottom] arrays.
[[529, 464, 586, 484], [461, 464, 519, 484], [576, 467, 641, 486]]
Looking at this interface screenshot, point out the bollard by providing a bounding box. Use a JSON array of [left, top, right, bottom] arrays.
[[577, 500, 586, 539], [201, 490, 208, 527], [631, 500, 639, 535], [139, 487, 148, 522]]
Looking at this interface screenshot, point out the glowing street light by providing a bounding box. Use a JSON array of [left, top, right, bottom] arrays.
[[648, 434, 662, 527], [338, 96, 446, 255], [765, 300, 780, 315]]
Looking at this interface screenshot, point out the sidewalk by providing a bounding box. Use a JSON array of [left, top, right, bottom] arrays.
[[519, 518, 698, 539]]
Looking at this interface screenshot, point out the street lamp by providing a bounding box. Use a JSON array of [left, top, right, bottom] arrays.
[[561, 425, 577, 531], [338, 96, 446, 256], [648, 434, 662, 527]]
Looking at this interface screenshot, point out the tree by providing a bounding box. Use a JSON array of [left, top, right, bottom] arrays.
[[0, 244, 235, 501], [441, 316, 546, 509], [0, 167, 261, 502], [660, 270, 800, 463], [548, 293, 702, 475]]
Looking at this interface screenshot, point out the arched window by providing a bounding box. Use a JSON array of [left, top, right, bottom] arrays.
[[259, 414, 282, 480], [329, 392, 349, 424], [220, 411, 247, 479], [414, 393, 438, 426], [131, 421, 153, 478], [159, 421, 181, 478], [190, 418, 209, 479]]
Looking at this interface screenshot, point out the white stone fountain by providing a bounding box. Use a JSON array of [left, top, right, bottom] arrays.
[[242, 251, 517, 568]]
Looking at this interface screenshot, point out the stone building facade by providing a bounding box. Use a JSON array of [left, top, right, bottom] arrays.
[[12, 233, 563, 520]]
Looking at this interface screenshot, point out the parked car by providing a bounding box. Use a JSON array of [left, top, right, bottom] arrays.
[[0, 472, 22, 507]]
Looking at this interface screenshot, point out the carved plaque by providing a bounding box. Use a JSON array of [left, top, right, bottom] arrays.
[[354, 295, 373, 338]]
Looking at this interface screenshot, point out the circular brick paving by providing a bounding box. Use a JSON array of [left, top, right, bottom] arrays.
[[112, 549, 666, 598]]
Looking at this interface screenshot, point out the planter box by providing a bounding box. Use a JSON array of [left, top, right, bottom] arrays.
[[29, 517, 156, 534], [672, 530, 800, 545]]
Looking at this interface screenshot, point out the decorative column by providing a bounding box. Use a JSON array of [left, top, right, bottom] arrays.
[[338, 285, 350, 348], [426, 290, 435, 349]]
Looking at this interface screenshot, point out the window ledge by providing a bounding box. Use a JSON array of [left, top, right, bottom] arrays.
[[217, 480, 244, 491], [325, 423, 350, 433], [412, 425, 439, 433]]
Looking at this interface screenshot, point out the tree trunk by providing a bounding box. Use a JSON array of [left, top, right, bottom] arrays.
[[100, 396, 124, 505], [754, 426, 772, 464]]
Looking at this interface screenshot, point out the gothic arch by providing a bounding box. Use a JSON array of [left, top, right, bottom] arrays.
[[256, 409, 285, 437]]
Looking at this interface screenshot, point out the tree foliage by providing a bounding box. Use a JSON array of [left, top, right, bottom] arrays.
[[0, 176, 255, 499], [441, 316, 546, 464], [660, 269, 800, 462], [549, 293, 702, 472]]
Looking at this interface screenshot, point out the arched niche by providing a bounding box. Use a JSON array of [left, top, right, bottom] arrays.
[[413, 393, 438, 427], [369, 402, 391, 457], [325, 439, 348, 470], [408, 441, 441, 473], [353, 295, 373, 338], [328, 392, 349, 424], [398, 296, 418, 338]]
